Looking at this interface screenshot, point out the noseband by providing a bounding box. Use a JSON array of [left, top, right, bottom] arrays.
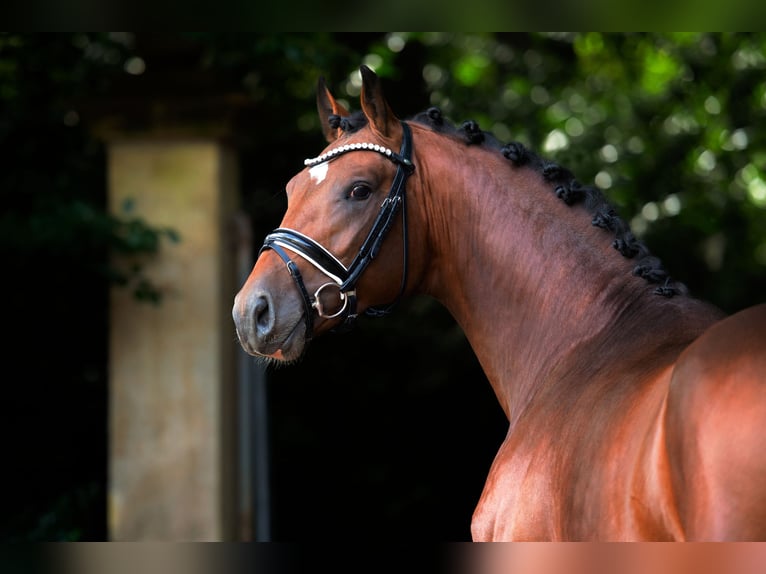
[[259, 121, 415, 342]]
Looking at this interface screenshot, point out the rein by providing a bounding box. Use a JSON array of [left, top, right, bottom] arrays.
[[259, 121, 415, 342]]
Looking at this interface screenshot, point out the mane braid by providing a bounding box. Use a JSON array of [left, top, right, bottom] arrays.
[[407, 107, 688, 298]]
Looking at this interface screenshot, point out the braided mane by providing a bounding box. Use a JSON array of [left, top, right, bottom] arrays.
[[326, 107, 687, 298]]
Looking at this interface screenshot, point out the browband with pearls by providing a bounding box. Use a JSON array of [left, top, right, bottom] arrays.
[[304, 142, 411, 168]]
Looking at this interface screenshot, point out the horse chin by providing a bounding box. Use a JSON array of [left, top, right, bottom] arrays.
[[264, 344, 305, 366]]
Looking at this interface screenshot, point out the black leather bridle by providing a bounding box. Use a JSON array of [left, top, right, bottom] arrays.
[[258, 121, 415, 342]]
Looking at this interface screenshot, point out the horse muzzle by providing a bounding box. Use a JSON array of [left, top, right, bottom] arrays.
[[232, 282, 308, 362]]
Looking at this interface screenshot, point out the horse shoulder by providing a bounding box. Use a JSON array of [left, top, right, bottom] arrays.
[[665, 303, 766, 540]]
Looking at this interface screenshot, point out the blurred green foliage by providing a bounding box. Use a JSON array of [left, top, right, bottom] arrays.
[[372, 33, 766, 311], [3, 33, 765, 541]]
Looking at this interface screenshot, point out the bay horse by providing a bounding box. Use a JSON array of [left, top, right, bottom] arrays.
[[232, 65, 766, 541]]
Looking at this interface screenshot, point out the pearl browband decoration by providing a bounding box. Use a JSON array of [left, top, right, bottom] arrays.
[[304, 142, 397, 167]]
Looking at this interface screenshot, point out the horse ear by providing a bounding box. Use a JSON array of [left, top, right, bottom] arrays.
[[317, 76, 350, 143], [359, 65, 400, 140]]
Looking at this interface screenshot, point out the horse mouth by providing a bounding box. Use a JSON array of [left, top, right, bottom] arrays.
[[272, 321, 303, 362], [255, 316, 307, 363]]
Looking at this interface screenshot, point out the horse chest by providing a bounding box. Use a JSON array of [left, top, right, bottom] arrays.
[[471, 442, 563, 541], [470, 404, 671, 541]]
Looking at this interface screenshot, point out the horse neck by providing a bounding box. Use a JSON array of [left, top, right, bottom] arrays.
[[408, 131, 719, 423]]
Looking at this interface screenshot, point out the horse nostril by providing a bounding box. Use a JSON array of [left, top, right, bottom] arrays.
[[254, 293, 273, 337]]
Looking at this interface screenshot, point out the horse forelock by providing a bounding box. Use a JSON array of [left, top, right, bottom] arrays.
[[407, 107, 688, 299], [327, 110, 368, 134]]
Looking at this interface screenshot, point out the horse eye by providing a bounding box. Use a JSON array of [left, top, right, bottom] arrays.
[[349, 184, 372, 200]]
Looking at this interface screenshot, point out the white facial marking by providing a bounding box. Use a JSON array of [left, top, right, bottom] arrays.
[[309, 162, 329, 184]]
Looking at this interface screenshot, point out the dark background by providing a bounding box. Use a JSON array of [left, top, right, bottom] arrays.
[[2, 33, 765, 541]]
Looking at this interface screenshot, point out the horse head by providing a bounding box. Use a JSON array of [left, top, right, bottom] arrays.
[[233, 66, 417, 363]]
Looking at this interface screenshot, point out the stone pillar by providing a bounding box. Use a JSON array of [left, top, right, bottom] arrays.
[[107, 139, 239, 540]]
